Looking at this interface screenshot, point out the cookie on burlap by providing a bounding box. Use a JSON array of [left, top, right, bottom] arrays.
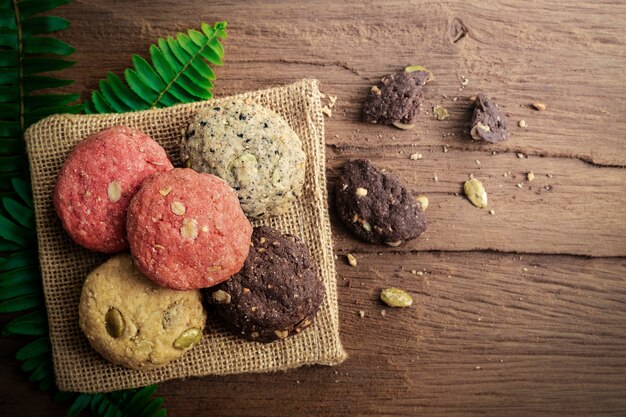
[[127, 168, 252, 290], [335, 159, 427, 246], [470, 93, 509, 143], [180, 100, 306, 218], [362, 67, 432, 129], [208, 226, 324, 343], [78, 254, 206, 370], [54, 125, 173, 253]]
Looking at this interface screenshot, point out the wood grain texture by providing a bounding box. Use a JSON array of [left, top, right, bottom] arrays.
[[2, 0, 625, 416]]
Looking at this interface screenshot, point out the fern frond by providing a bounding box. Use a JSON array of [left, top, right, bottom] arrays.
[[85, 21, 227, 113], [65, 385, 167, 417], [0, 0, 83, 188], [0, 0, 82, 403]]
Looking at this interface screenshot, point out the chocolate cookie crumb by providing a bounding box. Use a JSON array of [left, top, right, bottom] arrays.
[[470, 93, 509, 143], [362, 69, 431, 128]]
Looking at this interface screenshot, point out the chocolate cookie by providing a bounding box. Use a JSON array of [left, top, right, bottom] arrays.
[[362, 66, 432, 129], [470, 93, 509, 143], [335, 159, 427, 245], [79, 254, 206, 370], [208, 226, 324, 343]]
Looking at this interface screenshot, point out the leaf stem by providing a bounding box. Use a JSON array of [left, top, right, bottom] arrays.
[[11, 0, 25, 133], [151, 31, 220, 108]]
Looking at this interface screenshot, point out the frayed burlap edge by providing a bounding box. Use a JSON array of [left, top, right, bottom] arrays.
[[24, 79, 347, 393]]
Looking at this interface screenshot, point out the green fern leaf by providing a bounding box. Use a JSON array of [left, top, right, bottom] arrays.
[[2, 309, 47, 336], [23, 57, 75, 74], [2, 196, 35, 228], [18, 0, 72, 19], [86, 21, 227, 113], [67, 393, 92, 417], [0, 264, 40, 287], [0, 280, 41, 300], [0, 138, 23, 153], [0, 213, 31, 246], [22, 15, 70, 34], [0, 237, 21, 251], [15, 337, 51, 361], [21, 353, 46, 372], [37, 373, 55, 390], [0, 249, 37, 271], [29, 360, 53, 382], [0, 293, 41, 312], [11, 177, 33, 206], [24, 93, 81, 111], [23, 36, 75, 55]]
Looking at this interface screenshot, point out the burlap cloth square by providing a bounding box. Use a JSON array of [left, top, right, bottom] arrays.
[[24, 79, 347, 393]]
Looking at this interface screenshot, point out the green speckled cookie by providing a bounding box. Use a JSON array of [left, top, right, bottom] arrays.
[[180, 100, 306, 218], [78, 254, 207, 370]]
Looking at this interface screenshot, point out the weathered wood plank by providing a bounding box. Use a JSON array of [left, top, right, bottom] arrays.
[[2, 1, 625, 416], [55, 0, 626, 165], [159, 253, 626, 417], [326, 147, 626, 257]]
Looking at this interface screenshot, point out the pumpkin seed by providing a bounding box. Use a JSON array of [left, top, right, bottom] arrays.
[[392, 121, 415, 130], [173, 327, 202, 350], [105, 307, 124, 338], [463, 178, 488, 208], [380, 288, 413, 308], [415, 195, 429, 212], [404, 65, 434, 83]]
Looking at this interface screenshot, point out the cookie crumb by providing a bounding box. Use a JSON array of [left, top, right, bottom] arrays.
[[475, 366, 482, 370], [532, 102, 546, 111], [527, 171, 535, 182], [381, 310, 387, 317], [517, 183, 524, 188], [410, 152, 423, 160], [489, 209, 495, 215], [468, 95, 477, 102], [443, 145, 449, 153], [475, 160, 481, 165], [358, 310, 365, 318], [433, 105, 449, 121], [322, 106, 332, 117], [518, 119, 527, 128], [461, 77, 469, 86], [517, 153, 525, 159], [328, 96, 338, 108], [346, 253, 357, 267]]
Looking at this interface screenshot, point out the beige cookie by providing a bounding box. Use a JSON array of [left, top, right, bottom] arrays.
[[78, 254, 206, 370], [180, 100, 306, 218]]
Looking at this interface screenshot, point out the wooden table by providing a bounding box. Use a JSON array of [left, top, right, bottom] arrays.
[[2, 1, 625, 415]]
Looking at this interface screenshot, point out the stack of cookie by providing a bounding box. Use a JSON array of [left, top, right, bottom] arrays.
[[54, 101, 325, 371]]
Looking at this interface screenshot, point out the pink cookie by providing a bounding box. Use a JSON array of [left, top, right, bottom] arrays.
[[127, 168, 252, 290], [54, 126, 173, 253]]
